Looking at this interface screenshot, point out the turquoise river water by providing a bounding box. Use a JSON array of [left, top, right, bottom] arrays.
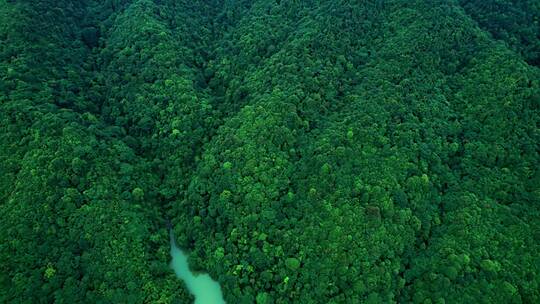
[[169, 231, 226, 304]]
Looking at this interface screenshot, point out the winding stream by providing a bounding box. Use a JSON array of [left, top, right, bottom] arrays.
[[169, 231, 226, 304]]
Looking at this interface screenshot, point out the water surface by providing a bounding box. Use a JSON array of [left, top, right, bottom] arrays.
[[169, 231, 226, 304]]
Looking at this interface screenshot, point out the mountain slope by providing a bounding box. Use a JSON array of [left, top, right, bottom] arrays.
[[0, 0, 538, 303]]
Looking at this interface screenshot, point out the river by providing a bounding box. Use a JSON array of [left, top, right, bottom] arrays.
[[169, 231, 226, 304]]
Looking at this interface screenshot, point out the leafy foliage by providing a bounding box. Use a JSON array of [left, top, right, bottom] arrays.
[[1, 0, 539, 303]]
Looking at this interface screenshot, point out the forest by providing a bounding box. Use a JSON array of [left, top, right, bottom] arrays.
[[0, 0, 539, 303]]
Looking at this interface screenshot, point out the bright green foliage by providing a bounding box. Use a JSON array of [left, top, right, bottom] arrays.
[[285, 258, 300, 271], [1, 0, 539, 303]]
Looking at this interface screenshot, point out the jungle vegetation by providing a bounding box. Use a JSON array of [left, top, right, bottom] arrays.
[[0, 0, 539, 303]]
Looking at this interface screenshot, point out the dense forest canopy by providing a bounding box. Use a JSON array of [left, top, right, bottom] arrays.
[[0, 0, 539, 303]]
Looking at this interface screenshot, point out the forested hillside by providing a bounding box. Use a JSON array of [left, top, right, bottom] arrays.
[[1, 0, 538, 303]]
